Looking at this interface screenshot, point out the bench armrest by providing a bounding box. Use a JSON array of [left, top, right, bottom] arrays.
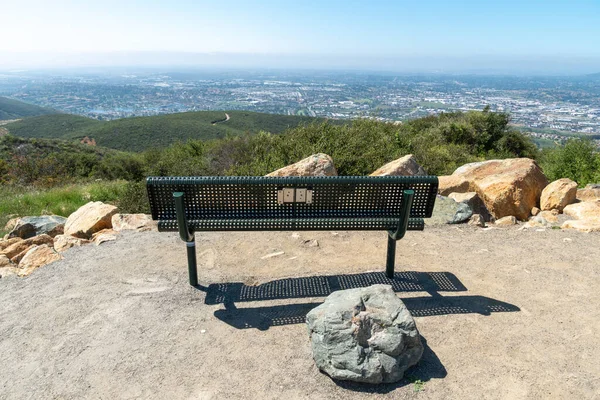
[[388, 190, 414, 240]]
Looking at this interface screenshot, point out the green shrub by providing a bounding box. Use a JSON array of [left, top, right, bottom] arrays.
[[540, 138, 600, 186]]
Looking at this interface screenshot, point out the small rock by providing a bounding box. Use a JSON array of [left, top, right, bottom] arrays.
[[523, 216, 552, 229], [563, 238, 573, 242], [261, 251, 285, 259], [538, 211, 558, 223], [0, 254, 13, 268], [303, 239, 319, 247], [495, 216, 517, 226], [531, 207, 540, 216], [449, 191, 491, 221], [468, 214, 485, 227], [17, 244, 63, 276]]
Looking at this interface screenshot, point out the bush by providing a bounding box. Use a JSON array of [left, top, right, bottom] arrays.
[[540, 138, 600, 186]]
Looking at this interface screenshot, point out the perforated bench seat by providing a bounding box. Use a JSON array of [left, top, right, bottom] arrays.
[[147, 175, 438, 286]]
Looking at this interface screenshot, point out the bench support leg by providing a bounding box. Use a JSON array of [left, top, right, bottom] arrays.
[[174, 192, 198, 287], [386, 235, 396, 279], [186, 241, 198, 287]]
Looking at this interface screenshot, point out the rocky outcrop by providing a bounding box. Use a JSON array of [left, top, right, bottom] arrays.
[[17, 244, 62, 277], [0, 254, 13, 268], [64, 202, 118, 239], [111, 214, 156, 232], [448, 158, 548, 220], [8, 215, 67, 239], [1, 234, 54, 260], [438, 175, 470, 196], [53, 235, 90, 252], [425, 196, 473, 225], [266, 153, 337, 177], [370, 154, 427, 176], [306, 285, 423, 384], [540, 178, 578, 212]]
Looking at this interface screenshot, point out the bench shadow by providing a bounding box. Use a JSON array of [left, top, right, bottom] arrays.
[[199, 271, 519, 330], [204, 271, 468, 305], [333, 337, 447, 394]]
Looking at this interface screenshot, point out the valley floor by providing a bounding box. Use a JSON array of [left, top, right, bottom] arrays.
[[1, 226, 599, 399]]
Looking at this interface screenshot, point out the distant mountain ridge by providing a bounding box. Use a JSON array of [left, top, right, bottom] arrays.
[[4, 111, 329, 152], [0, 97, 57, 120]]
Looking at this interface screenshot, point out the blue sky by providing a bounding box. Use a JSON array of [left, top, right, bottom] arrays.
[[2, 0, 600, 71]]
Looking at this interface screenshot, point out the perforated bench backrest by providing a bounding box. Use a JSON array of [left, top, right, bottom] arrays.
[[147, 176, 438, 232]]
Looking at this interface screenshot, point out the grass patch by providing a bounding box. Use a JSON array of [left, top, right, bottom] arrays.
[[0, 181, 127, 235]]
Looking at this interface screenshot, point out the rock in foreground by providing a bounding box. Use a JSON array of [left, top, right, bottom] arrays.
[[370, 154, 427, 176], [266, 153, 337, 177], [306, 285, 423, 384], [64, 202, 118, 239]]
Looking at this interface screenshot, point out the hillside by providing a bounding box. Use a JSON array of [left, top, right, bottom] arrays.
[[0, 97, 57, 120], [5, 111, 328, 152]]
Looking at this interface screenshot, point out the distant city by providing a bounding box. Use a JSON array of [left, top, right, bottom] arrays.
[[1, 69, 600, 144]]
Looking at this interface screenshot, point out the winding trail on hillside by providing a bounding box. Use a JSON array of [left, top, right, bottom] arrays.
[[211, 113, 230, 125]]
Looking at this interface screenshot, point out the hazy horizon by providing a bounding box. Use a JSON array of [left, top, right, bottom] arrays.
[[2, 0, 600, 75]]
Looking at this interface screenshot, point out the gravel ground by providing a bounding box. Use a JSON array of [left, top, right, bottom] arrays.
[[1, 226, 599, 400]]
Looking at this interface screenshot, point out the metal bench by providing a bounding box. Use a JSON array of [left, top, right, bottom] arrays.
[[146, 176, 438, 286]]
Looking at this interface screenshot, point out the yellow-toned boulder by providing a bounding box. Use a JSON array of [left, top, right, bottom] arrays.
[[370, 154, 426, 176], [92, 229, 118, 245], [64, 202, 118, 239], [0, 237, 23, 252], [495, 216, 518, 226], [561, 219, 600, 232], [540, 178, 578, 211], [0, 254, 13, 268], [17, 244, 63, 276], [266, 153, 337, 177], [451, 158, 548, 220]]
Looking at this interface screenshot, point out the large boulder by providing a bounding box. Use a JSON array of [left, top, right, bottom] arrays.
[[111, 214, 157, 232], [306, 285, 423, 384], [576, 184, 600, 202], [370, 154, 427, 176], [540, 178, 578, 212], [17, 244, 62, 277], [64, 202, 118, 239], [449, 158, 548, 220], [1, 234, 54, 260], [425, 195, 473, 225], [53, 235, 91, 252], [266, 153, 337, 177], [561, 219, 600, 232], [8, 215, 67, 239]]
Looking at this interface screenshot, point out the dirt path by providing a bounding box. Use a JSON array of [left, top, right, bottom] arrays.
[[1, 227, 599, 399], [211, 113, 230, 125]]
